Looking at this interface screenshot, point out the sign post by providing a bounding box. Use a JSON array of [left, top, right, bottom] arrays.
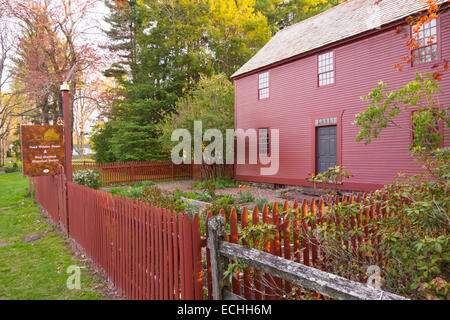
[[60, 82, 72, 182]]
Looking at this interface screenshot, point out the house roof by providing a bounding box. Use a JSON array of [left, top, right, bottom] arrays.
[[232, 0, 445, 78]]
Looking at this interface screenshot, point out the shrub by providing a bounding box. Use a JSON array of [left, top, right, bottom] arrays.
[[73, 169, 101, 190], [111, 186, 146, 199], [1, 162, 20, 173], [217, 195, 235, 205], [132, 180, 155, 187], [214, 177, 237, 189], [183, 191, 199, 200], [184, 201, 200, 219], [255, 198, 273, 212], [205, 200, 233, 220], [3, 166, 16, 173], [193, 177, 236, 191], [140, 186, 186, 213], [238, 190, 254, 203], [234, 205, 242, 219], [311, 168, 450, 299], [202, 179, 216, 197], [198, 192, 213, 202]]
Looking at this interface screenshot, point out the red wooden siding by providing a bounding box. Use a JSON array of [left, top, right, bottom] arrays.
[[234, 12, 450, 191]]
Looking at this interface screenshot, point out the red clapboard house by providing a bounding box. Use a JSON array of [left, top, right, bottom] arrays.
[[231, 0, 450, 192]]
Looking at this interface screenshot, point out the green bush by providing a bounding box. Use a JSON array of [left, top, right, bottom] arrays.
[[193, 177, 236, 191], [205, 200, 232, 220], [203, 180, 216, 197], [140, 186, 186, 213], [255, 198, 273, 212], [130, 181, 155, 187], [110, 186, 146, 199], [73, 169, 101, 190], [1, 162, 20, 173], [184, 202, 200, 219], [214, 177, 237, 189], [217, 195, 235, 205], [198, 192, 213, 202], [183, 191, 199, 200], [238, 190, 254, 203], [313, 162, 450, 299], [205, 200, 243, 222]]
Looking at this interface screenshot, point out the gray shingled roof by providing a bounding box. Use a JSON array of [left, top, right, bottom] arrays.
[[232, 0, 445, 78]]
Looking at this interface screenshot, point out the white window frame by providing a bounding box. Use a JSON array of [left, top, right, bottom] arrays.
[[258, 128, 269, 155], [318, 52, 334, 87], [258, 72, 269, 100], [412, 19, 438, 66]]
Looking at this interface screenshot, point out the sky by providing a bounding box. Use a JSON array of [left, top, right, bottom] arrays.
[[1, 1, 114, 135]]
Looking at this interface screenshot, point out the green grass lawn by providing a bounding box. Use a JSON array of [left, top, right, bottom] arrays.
[[0, 172, 107, 300]]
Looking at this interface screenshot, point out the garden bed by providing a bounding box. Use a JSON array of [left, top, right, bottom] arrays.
[[101, 178, 324, 218]]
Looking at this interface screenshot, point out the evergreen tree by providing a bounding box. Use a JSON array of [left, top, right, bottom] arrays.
[[94, 0, 341, 162]]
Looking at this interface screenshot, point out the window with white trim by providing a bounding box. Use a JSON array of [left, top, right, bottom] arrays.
[[318, 52, 334, 86], [412, 19, 438, 65], [258, 128, 269, 155], [258, 72, 269, 100]]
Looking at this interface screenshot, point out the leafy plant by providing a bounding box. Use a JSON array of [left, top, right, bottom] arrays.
[[140, 186, 186, 213], [309, 165, 352, 196], [198, 192, 213, 202], [183, 191, 199, 200], [214, 177, 237, 189], [255, 198, 273, 212], [73, 169, 101, 190], [184, 201, 200, 219], [238, 190, 254, 203], [199, 179, 216, 198], [193, 177, 236, 191], [217, 195, 235, 205], [205, 200, 233, 221], [110, 186, 147, 199]]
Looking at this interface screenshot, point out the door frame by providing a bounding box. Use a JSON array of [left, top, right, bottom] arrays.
[[310, 110, 343, 176]]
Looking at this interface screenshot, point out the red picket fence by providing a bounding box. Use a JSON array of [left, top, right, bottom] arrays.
[[211, 194, 388, 300], [33, 167, 206, 300], [72, 161, 193, 186], [32, 163, 390, 300], [72, 161, 235, 186], [32, 165, 67, 230]]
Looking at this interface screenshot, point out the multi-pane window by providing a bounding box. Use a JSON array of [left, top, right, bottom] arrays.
[[412, 19, 438, 65], [258, 128, 269, 155], [258, 72, 269, 100], [318, 52, 334, 86]]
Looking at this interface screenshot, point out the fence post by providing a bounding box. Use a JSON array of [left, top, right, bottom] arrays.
[[59, 164, 70, 236], [171, 162, 174, 180], [131, 162, 134, 184], [207, 215, 231, 300]]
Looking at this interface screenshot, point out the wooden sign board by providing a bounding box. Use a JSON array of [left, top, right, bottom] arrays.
[[21, 125, 65, 176]]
